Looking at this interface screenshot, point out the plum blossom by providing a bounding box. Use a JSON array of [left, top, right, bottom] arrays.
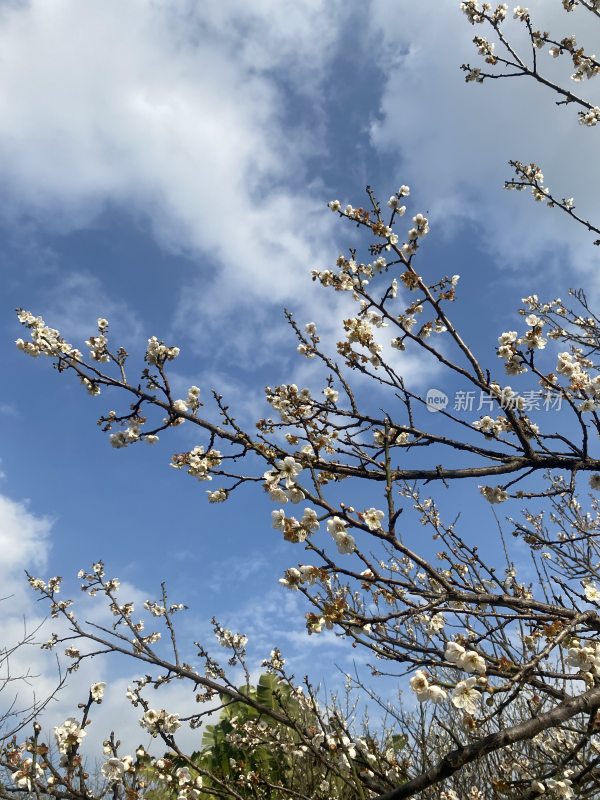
[[327, 517, 356, 554], [546, 777, 574, 798], [207, 488, 228, 503], [472, 415, 506, 436], [109, 426, 141, 448], [333, 531, 355, 554], [145, 336, 180, 365], [90, 682, 106, 702], [409, 670, 447, 704], [272, 510, 286, 531], [272, 508, 318, 543], [101, 758, 126, 782], [427, 685, 447, 703], [11, 759, 44, 790], [445, 642, 466, 665], [140, 708, 181, 736], [171, 446, 222, 480], [215, 627, 248, 650], [584, 582, 600, 602], [86, 333, 110, 363], [425, 613, 445, 634], [301, 508, 320, 533], [580, 107, 600, 126], [279, 564, 321, 589], [16, 309, 82, 360], [54, 718, 86, 753], [172, 399, 188, 415], [451, 678, 481, 715], [362, 508, 385, 530], [409, 670, 430, 702], [445, 642, 486, 674], [324, 386, 339, 403], [479, 485, 509, 504], [279, 567, 302, 589], [276, 456, 303, 486], [287, 486, 306, 503], [565, 646, 592, 670], [460, 650, 487, 675]]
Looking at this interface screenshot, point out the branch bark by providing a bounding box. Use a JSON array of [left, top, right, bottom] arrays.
[[377, 684, 600, 799]]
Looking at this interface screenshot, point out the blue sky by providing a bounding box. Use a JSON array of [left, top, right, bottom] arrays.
[[1, 0, 600, 751]]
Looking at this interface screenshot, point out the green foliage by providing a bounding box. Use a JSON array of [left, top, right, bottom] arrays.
[[145, 674, 406, 799], [192, 674, 314, 797]]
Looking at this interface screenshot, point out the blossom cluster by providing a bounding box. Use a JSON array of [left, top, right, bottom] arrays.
[[54, 718, 86, 754], [86, 320, 110, 362], [171, 385, 202, 416], [445, 642, 487, 675], [140, 708, 181, 737], [16, 309, 81, 360], [472, 414, 512, 437], [496, 315, 548, 376], [171, 445, 223, 480], [579, 106, 600, 126], [264, 456, 305, 502], [109, 424, 144, 448], [409, 670, 447, 704], [11, 758, 45, 791], [145, 335, 180, 365], [326, 188, 430, 261], [272, 508, 319, 544], [266, 383, 313, 422], [278, 564, 323, 589], [479, 485, 509, 504], [326, 516, 356, 554], [409, 643, 488, 717], [100, 756, 134, 782], [214, 626, 248, 651]]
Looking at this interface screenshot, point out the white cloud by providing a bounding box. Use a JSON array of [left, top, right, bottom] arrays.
[[0, 493, 52, 594], [368, 1, 600, 290], [0, 0, 448, 388], [0, 509, 214, 755], [0, 493, 55, 734], [0, 0, 345, 341]]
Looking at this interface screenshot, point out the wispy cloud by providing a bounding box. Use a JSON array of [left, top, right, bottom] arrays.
[[39, 271, 143, 344]]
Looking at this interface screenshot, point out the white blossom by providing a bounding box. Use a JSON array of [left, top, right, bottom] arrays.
[[324, 387, 339, 403], [101, 758, 126, 782], [275, 456, 303, 488], [409, 670, 447, 704], [479, 485, 509, 504], [207, 488, 228, 503], [585, 582, 600, 602], [11, 759, 44, 790], [140, 708, 181, 736], [54, 718, 86, 753], [327, 517, 355, 554], [451, 678, 481, 715], [90, 681, 106, 702], [362, 508, 385, 530]]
